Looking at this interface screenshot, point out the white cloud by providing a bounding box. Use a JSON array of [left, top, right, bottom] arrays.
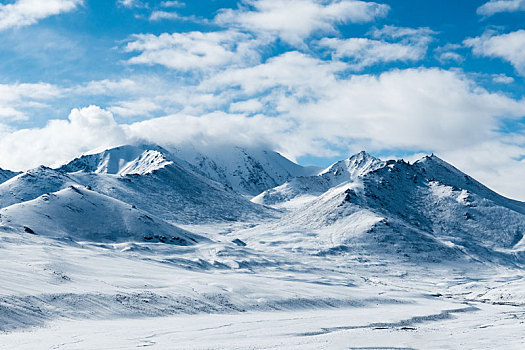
[[2, 64, 525, 200], [465, 30, 525, 76], [438, 51, 464, 63], [434, 43, 464, 64], [203, 51, 345, 96], [492, 73, 515, 84], [0, 106, 25, 120], [215, 0, 389, 46], [109, 98, 162, 118], [77, 79, 140, 95], [370, 25, 436, 41], [161, 1, 185, 8], [318, 39, 421, 69], [477, 0, 525, 16], [0, 82, 62, 120], [198, 55, 525, 199], [117, 0, 147, 8], [148, 10, 201, 22], [229, 99, 264, 113], [149, 10, 181, 21], [0, 0, 82, 31], [128, 111, 288, 150], [441, 139, 525, 201], [316, 26, 435, 69], [0, 106, 129, 170], [125, 30, 264, 71]]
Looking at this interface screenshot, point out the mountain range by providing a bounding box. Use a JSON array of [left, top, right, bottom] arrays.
[[0, 143, 522, 266]]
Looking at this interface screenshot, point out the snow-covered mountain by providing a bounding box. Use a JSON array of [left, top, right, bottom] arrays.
[[58, 145, 270, 224], [1, 146, 522, 262], [246, 152, 525, 264], [171, 144, 320, 196], [0, 145, 273, 225], [253, 151, 384, 205], [0, 186, 203, 245]]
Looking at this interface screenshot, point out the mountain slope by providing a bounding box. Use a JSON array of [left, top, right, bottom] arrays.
[[58, 144, 180, 176], [0, 145, 271, 224], [0, 168, 19, 185], [0, 186, 203, 245], [359, 158, 525, 253], [171, 144, 320, 196], [0, 166, 78, 209], [414, 155, 525, 215], [59, 145, 271, 224], [253, 151, 383, 205]]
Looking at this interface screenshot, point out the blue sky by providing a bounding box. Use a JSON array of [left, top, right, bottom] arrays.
[[0, 0, 524, 199]]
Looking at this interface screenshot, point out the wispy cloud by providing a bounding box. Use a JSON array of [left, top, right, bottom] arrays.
[[465, 30, 525, 76], [0, 0, 82, 31], [318, 26, 435, 69], [117, 0, 147, 8], [160, 1, 185, 8], [477, 0, 525, 16], [148, 10, 203, 22], [0, 82, 63, 120]]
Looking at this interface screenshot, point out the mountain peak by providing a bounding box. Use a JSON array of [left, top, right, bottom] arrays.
[[352, 150, 376, 159], [59, 144, 175, 176], [320, 151, 385, 181], [170, 144, 317, 196]]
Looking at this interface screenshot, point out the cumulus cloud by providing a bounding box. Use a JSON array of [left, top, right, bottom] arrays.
[[2, 64, 525, 200], [477, 0, 525, 16], [0, 106, 129, 170], [465, 30, 525, 76], [318, 26, 434, 69], [215, 0, 389, 46], [205, 54, 524, 155], [125, 30, 264, 71], [0, 0, 82, 31]]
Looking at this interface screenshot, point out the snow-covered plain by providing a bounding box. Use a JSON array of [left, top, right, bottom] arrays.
[[0, 145, 524, 349]]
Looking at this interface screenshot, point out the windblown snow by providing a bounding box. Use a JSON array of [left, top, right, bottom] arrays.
[[0, 144, 524, 349]]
